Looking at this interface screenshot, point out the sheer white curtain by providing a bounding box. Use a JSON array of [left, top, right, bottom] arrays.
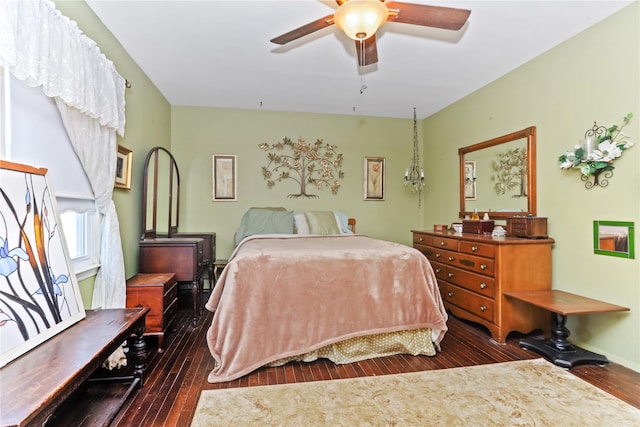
[[0, 1, 127, 314]]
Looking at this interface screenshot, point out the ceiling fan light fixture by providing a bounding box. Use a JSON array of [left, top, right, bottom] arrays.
[[334, 0, 389, 40]]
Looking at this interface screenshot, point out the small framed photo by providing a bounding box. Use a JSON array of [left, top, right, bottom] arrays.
[[364, 157, 385, 201], [114, 144, 132, 190], [464, 160, 476, 200], [213, 154, 237, 201], [593, 220, 634, 259]]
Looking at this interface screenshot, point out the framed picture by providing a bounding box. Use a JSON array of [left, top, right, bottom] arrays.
[[464, 160, 476, 200], [364, 157, 385, 201], [593, 220, 635, 259], [0, 160, 86, 368], [213, 154, 237, 201], [114, 144, 132, 190]]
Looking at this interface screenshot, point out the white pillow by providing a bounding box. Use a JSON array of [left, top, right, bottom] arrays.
[[293, 212, 310, 234]]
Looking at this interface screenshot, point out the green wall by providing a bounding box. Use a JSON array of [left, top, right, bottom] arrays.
[[171, 107, 426, 258], [423, 3, 639, 370]]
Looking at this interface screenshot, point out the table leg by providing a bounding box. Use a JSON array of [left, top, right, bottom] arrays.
[[132, 323, 147, 386], [191, 280, 198, 327], [519, 312, 609, 368]]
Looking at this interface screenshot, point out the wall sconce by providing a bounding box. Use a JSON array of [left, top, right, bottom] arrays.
[[558, 113, 634, 189], [404, 107, 425, 206]]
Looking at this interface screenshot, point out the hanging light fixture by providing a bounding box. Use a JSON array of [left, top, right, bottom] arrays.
[[404, 107, 425, 206], [333, 0, 389, 41]]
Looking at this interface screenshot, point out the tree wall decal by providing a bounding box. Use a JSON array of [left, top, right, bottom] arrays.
[[491, 147, 528, 197], [259, 137, 345, 198]]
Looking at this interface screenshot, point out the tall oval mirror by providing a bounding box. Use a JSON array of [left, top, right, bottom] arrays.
[[141, 147, 180, 239], [459, 127, 537, 219]]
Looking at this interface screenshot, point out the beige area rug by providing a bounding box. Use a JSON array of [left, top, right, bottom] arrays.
[[192, 359, 639, 426]]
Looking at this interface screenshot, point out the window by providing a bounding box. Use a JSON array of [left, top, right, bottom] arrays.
[[1, 67, 100, 280]]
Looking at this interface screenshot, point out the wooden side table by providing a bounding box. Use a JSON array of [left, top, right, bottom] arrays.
[[213, 259, 228, 283], [505, 290, 629, 368]]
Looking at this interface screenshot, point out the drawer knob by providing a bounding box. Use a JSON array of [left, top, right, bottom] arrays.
[[435, 253, 441, 258], [435, 268, 441, 273], [440, 241, 447, 246], [419, 237, 424, 242], [448, 256, 455, 261], [480, 283, 487, 289], [447, 292, 454, 298], [471, 245, 478, 252], [480, 305, 487, 312], [480, 264, 487, 270], [448, 273, 454, 278]]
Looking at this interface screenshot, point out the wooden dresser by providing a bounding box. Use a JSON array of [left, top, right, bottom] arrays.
[[139, 237, 204, 327], [171, 232, 216, 289], [126, 273, 177, 351], [412, 230, 554, 343]]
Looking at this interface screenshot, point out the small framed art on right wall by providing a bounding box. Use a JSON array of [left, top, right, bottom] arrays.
[[593, 220, 635, 259]]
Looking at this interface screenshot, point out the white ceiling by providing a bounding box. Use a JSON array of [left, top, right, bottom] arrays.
[[85, 0, 633, 120]]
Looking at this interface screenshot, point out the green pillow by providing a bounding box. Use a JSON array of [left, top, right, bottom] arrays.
[[235, 208, 294, 245], [304, 211, 341, 235]]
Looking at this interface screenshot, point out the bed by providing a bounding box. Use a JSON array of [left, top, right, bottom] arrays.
[[204, 208, 448, 383]]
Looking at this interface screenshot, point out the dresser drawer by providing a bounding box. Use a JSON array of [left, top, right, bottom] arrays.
[[431, 236, 459, 251], [444, 265, 495, 298], [459, 241, 495, 258], [430, 261, 447, 281], [447, 251, 495, 276], [163, 282, 178, 308], [413, 233, 433, 246], [442, 283, 495, 322]]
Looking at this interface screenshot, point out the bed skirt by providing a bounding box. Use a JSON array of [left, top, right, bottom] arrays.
[[267, 328, 437, 367]]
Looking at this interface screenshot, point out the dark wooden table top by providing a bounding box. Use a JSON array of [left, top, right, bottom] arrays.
[[0, 307, 148, 427], [505, 290, 629, 316]]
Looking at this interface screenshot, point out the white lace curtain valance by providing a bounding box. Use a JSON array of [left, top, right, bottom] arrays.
[[0, 0, 126, 135]]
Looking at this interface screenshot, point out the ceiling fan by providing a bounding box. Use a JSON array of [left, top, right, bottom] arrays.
[[270, 0, 471, 67]]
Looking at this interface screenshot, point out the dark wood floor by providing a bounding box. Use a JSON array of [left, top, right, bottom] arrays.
[[59, 295, 640, 426]]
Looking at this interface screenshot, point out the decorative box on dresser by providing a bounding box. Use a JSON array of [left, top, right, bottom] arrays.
[[412, 230, 555, 343], [139, 237, 204, 327], [126, 272, 177, 351]]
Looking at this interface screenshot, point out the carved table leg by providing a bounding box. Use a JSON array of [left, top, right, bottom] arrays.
[[192, 280, 198, 327], [520, 312, 609, 368], [132, 322, 147, 386]]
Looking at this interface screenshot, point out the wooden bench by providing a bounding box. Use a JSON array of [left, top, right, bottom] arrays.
[[0, 307, 148, 426]]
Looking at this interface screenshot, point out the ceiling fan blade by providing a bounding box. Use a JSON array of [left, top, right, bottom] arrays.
[[385, 2, 471, 31], [355, 35, 378, 66], [270, 15, 335, 45]]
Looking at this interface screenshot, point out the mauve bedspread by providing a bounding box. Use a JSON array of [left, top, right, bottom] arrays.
[[205, 234, 448, 383]]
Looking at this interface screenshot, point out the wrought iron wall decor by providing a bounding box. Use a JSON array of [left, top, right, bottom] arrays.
[[558, 113, 634, 189], [259, 137, 344, 198]]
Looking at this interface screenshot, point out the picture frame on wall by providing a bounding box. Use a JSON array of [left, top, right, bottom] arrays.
[[213, 154, 237, 201], [464, 160, 476, 200], [593, 220, 635, 259], [114, 144, 132, 190], [0, 160, 86, 368], [364, 157, 385, 201]]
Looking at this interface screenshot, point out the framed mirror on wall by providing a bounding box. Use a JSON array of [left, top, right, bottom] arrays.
[[459, 127, 536, 219], [593, 220, 635, 259]]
